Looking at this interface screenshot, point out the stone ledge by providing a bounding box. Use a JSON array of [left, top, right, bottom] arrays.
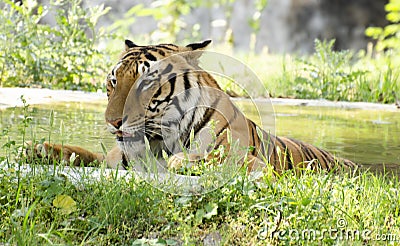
[[0, 88, 397, 111], [0, 88, 105, 109]]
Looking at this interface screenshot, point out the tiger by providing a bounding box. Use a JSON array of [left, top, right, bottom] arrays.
[[25, 39, 359, 175]]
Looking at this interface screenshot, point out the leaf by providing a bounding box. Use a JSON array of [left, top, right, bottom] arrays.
[[53, 194, 76, 215], [137, 8, 164, 19], [154, 238, 168, 246], [387, 12, 400, 22], [132, 239, 148, 245], [195, 208, 205, 223], [301, 197, 312, 206], [204, 202, 218, 219], [385, 2, 400, 12], [132, 238, 171, 246], [126, 4, 144, 16], [384, 24, 400, 37], [175, 196, 192, 206], [165, 239, 178, 245]]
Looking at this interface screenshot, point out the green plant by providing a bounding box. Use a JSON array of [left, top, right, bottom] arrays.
[[365, 0, 400, 54], [108, 0, 204, 43], [108, 0, 268, 45], [1, 98, 400, 244], [294, 39, 367, 101], [0, 0, 111, 91], [364, 0, 400, 103]]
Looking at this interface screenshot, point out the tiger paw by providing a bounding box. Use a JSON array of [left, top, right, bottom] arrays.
[[20, 141, 45, 161], [19, 141, 59, 163], [167, 152, 204, 171], [167, 153, 187, 170]]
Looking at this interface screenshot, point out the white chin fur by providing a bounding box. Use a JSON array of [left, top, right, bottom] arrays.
[[117, 140, 146, 161]]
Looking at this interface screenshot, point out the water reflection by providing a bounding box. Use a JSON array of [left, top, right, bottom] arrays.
[[236, 100, 400, 166], [0, 101, 115, 155]]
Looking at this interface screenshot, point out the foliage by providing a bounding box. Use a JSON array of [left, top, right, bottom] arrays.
[[361, 0, 400, 103], [1, 154, 399, 244], [293, 40, 365, 101], [0, 0, 111, 91], [108, 0, 268, 44], [290, 39, 399, 103], [0, 0, 398, 103], [108, 0, 211, 43], [365, 0, 400, 54]]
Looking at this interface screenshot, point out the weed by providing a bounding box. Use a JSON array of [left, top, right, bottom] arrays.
[[0, 100, 399, 245], [0, 0, 111, 91], [294, 39, 366, 101], [365, 0, 400, 55]]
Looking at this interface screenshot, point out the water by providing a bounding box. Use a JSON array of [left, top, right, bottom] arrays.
[[237, 100, 400, 174], [1, 100, 399, 171], [0, 101, 115, 156]]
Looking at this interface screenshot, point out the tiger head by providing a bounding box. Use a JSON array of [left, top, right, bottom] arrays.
[[105, 39, 213, 158]]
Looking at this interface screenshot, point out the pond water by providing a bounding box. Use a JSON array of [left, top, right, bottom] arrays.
[[0, 101, 115, 156], [1, 100, 399, 173]]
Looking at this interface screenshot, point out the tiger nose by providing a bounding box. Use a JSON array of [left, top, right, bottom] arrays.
[[108, 118, 122, 130]]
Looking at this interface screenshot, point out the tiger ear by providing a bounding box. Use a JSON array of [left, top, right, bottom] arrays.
[[185, 40, 212, 51], [183, 40, 212, 62], [125, 39, 138, 51]]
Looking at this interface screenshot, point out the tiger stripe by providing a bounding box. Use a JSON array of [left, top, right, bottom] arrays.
[[101, 39, 359, 175]]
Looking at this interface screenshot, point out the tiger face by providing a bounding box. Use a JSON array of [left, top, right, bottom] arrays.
[[105, 40, 212, 159]]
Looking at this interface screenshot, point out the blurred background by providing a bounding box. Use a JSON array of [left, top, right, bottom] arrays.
[[35, 0, 388, 53], [0, 0, 399, 103]]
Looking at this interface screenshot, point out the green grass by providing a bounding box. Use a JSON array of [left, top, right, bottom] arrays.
[[0, 156, 399, 245], [1, 68, 399, 246], [1, 101, 399, 245], [213, 40, 400, 104]]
